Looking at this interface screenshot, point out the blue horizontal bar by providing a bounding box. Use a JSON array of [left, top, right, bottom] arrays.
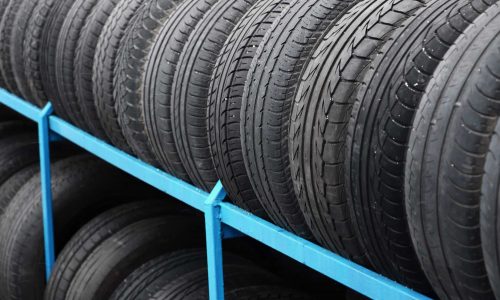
[[219, 202, 430, 300], [48, 116, 208, 212], [0, 89, 40, 122]]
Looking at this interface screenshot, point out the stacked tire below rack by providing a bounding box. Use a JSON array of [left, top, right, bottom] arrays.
[[0, 0, 500, 298]]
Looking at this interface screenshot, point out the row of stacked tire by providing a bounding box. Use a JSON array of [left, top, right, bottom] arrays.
[[0, 114, 349, 299], [0, 0, 499, 298]]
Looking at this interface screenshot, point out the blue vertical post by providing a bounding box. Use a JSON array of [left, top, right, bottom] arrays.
[[38, 103, 56, 281], [204, 182, 227, 300]]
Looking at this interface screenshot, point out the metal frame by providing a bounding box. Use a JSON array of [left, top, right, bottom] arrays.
[[0, 89, 430, 300]]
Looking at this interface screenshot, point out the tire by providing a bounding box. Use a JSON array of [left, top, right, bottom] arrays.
[[0, 164, 38, 217], [74, 0, 121, 139], [348, 0, 495, 292], [148, 250, 308, 299], [171, 0, 258, 191], [241, 0, 354, 239], [131, 0, 218, 181], [207, 0, 291, 216], [93, 0, 149, 151], [0, 120, 33, 134], [0, 0, 9, 89], [65, 216, 204, 300], [0, 155, 163, 300], [405, 4, 500, 299], [114, 0, 181, 166], [24, 0, 76, 107], [45, 200, 186, 300], [0, 0, 23, 95], [481, 122, 500, 300], [0, 132, 38, 185], [0, 108, 21, 122], [11, 0, 41, 103], [54, 0, 101, 128]]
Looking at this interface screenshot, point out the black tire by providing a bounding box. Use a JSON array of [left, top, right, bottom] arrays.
[[10, 0, 40, 102], [93, 0, 148, 151], [24, 0, 76, 107], [0, 0, 23, 95], [481, 122, 500, 300], [129, 0, 218, 181], [171, 0, 257, 191], [0, 0, 9, 88], [405, 4, 500, 299], [75, 0, 121, 139], [0, 120, 33, 134], [0, 155, 162, 300], [207, 0, 291, 216], [54, 0, 101, 128], [0, 132, 38, 185], [45, 200, 186, 300], [0, 107, 22, 122], [346, 0, 495, 292], [148, 250, 308, 299], [65, 216, 204, 300], [241, 0, 354, 239], [288, 0, 424, 264], [114, 0, 181, 166], [0, 164, 38, 217]]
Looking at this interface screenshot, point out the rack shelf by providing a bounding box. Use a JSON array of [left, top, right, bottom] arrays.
[[0, 88, 429, 300]]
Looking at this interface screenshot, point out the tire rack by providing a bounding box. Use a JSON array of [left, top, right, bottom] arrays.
[[0, 88, 430, 300]]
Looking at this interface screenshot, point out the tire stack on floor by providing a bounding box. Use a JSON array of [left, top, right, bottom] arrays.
[[1, 0, 500, 299]]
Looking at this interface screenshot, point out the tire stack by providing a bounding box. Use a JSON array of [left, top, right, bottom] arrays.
[[0, 0, 499, 299]]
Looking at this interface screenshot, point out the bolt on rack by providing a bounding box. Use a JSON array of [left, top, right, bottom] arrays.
[[0, 88, 430, 300]]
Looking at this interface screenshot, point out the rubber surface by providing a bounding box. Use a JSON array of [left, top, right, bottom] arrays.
[[171, 0, 258, 191], [0, 0, 9, 88], [346, 0, 496, 292], [25, 0, 76, 108], [0, 155, 162, 300], [148, 250, 309, 299], [54, 0, 101, 128], [405, 4, 500, 298], [0, 164, 38, 217], [114, 0, 180, 166], [137, 0, 218, 181], [481, 121, 500, 300], [45, 200, 185, 300], [0, 0, 23, 95], [11, 0, 40, 102], [65, 216, 204, 300], [207, 0, 291, 216], [93, 0, 148, 152], [241, 0, 354, 239], [75, 0, 120, 139]]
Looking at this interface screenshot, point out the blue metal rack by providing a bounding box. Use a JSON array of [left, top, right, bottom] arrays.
[[0, 88, 430, 300]]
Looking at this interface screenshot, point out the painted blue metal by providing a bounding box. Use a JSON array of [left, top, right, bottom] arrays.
[[205, 182, 227, 300], [37, 103, 56, 281], [0, 88, 432, 300], [49, 117, 208, 212], [219, 202, 430, 300]]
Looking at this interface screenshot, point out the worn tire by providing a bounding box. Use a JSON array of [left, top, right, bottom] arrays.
[[114, 0, 181, 165], [45, 200, 185, 300], [54, 0, 101, 128], [25, 0, 76, 107], [75, 0, 120, 139], [481, 122, 500, 300], [149, 250, 308, 299], [405, 4, 500, 299], [65, 216, 204, 300], [172, 0, 257, 191], [0, 155, 162, 300], [207, 0, 291, 216], [11, 0, 40, 102], [0, 0, 23, 95], [135, 0, 218, 181], [241, 0, 354, 238]]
